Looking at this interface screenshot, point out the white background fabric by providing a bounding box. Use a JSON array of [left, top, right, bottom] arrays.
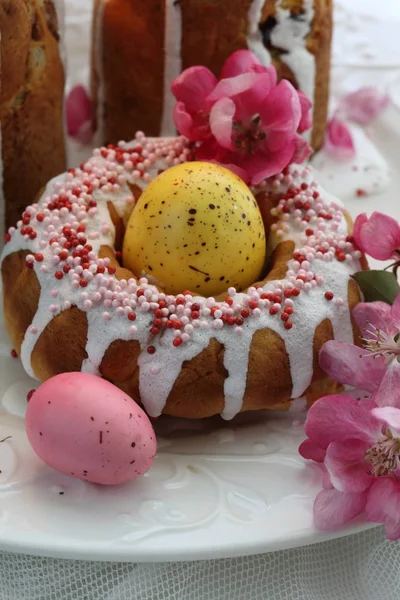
[[1, 1, 400, 599], [1, 528, 399, 600]]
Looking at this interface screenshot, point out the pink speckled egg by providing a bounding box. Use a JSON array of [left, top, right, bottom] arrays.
[[25, 372, 157, 485]]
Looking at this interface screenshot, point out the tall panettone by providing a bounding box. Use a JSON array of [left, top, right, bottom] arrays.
[[0, 0, 66, 230]]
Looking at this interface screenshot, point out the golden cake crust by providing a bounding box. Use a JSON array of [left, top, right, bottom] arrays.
[[0, 0, 66, 228]]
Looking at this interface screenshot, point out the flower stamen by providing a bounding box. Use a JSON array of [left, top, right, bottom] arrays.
[[233, 114, 266, 155], [365, 429, 400, 476], [362, 321, 400, 361]]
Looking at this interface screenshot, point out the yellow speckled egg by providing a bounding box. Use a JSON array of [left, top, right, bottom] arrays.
[[122, 162, 266, 296]]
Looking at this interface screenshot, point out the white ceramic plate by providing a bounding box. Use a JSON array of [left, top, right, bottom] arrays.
[[1, 106, 399, 563], [0, 341, 374, 563]]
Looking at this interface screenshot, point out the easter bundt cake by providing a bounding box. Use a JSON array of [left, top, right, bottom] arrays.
[[91, 0, 332, 151], [1, 134, 363, 420], [0, 0, 66, 230]]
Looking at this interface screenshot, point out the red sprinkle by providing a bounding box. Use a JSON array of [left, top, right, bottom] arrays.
[[34, 253, 44, 262], [325, 291, 334, 301], [128, 312, 136, 321], [284, 321, 293, 330], [173, 338, 182, 347], [147, 346, 156, 354], [55, 271, 64, 280], [79, 279, 88, 287], [10, 349, 18, 358], [27, 389, 36, 402]]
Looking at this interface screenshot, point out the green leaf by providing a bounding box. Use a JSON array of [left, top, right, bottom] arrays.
[[352, 270, 400, 304]]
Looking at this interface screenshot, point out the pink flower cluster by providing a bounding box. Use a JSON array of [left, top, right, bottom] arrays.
[[172, 50, 312, 185], [301, 211, 400, 539]]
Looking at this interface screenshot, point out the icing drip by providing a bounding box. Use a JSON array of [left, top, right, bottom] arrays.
[[272, 0, 315, 114], [1, 135, 361, 421], [247, 0, 315, 136], [161, 0, 182, 136], [247, 0, 272, 67]]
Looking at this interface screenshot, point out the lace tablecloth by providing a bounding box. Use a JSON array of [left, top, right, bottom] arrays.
[[2, 1, 400, 599]]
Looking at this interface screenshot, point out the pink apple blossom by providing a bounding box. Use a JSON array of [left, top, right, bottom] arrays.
[[319, 294, 400, 409], [172, 66, 218, 141], [324, 116, 355, 160], [171, 50, 313, 184], [340, 87, 390, 124], [66, 85, 93, 144], [300, 396, 400, 537], [353, 212, 400, 260]]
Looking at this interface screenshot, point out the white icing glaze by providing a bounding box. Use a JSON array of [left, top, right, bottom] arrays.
[[1, 137, 361, 420], [272, 0, 315, 114], [247, 0, 315, 140], [311, 123, 391, 200], [247, 0, 272, 67], [161, 0, 182, 136]]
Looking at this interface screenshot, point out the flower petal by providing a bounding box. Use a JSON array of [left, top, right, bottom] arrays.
[[340, 87, 390, 124], [391, 292, 400, 328], [173, 102, 194, 139], [314, 488, 367, 531], [366, 478, 400, 539], [209, 98, 236, 150], [353, 213, 368, 253], [325, 439, 372, 493], [297, 90, 312, 134], [319, 340, 385, 393], [66, 85, 93, 137], [298, 438, 327, 462], [206, 73, 274, 123], [291, 135, 312, 164], [171, 66, 218, 112], [220, 49, 276, 80], [373, 361, 400, 408], [242, 141, 297, 185], [324, 116, 355, 160], [300, 394, 380, 460], [259, 80, 301, 149], [372, 406, 400, 436], [358, 212, 400, 261], [352, 301, 392, 339]]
